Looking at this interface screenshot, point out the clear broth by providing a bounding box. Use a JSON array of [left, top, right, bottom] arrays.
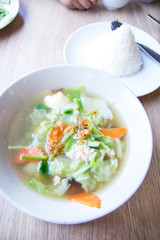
[[7, 90, 128, 199]]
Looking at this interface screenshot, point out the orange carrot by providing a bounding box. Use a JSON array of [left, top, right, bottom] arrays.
[[99, 128, 127, 139], [68, 193, 101, 208], [13, 147, 45, 164], [48, 122, 67, 147]]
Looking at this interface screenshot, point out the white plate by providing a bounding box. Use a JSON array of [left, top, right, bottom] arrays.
[[64, 22, 160, 97], [0, 0, 19, 30]]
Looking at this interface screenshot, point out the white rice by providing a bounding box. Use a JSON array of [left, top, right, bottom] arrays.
[[86, 23, 142, 77]]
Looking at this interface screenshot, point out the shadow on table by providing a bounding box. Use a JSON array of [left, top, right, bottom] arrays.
[[0, 13, 24, 39], [139, 87, 160, 103]]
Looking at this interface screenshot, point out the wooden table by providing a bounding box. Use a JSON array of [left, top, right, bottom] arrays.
[[0, 0, 160, 239]]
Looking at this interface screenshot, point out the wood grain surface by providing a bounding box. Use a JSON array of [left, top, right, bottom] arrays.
[[0, 0, 160, 239]]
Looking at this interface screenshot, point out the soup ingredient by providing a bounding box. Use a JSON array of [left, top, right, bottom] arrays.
[[68, 193, 101, 208], [99, 127, 127, 138], [81, 97, 113, 119], [0, 0, 10, 21], [0, 0, 11, 3], [35, 103, 51, 111], [38, 160, 49, 176], [66, 145, 94, 162], [68, 180, 84, 194], [47, 122, 67, 147], [44, 92, 71, 110], [8, 86, 126, 207], [87, 23, 142, 77], [0, 8, 8, 21], [64, 108, 73, 114], [8, 145, 26, 150], [21, 155, 47, 160], [14, 147, 46, 164], [28, 179, 49, 193]]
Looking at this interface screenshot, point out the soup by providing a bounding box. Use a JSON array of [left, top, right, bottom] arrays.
[[7, 86, 127, 208]]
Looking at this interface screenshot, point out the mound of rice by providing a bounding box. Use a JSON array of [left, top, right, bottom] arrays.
[[87, 23, 142, 77]]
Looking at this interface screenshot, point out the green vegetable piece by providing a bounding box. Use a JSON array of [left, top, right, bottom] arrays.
[[76, 93, 83, 110], [87, 140, 110, 152], [99, 142, 111, 152], [37, 121, 53, 143], [64, 135, 74, 152], [63, 86, 84, 94], [86, 109, 98, 116], [90, 152, 97, 167], [63, 94, 73, 102], [28, 179, 49, 192], [64, 108, 73, 114], [63, 86, 84, 111], [73, 97, 80, 109], [49, 155, 54, 162], [28, 180, 35, 186], [35, 103, 50, 111], [8, 145, 26, 150], [97, 149, 106, 162], [91, 149, 106, 170], [73, 96, 83, 111], [22, 155, 48, 160], [72, 164, 90, 178], [0, 8, 9, 20], [90, 124, 103, 137], [0, 0, 11, 4], [87, 135, 95, 141], [87, 141, 100, 147], [39, 160, 49, 176], [98, 136, 116, 149], [30, 108, 47, 126], [61, 130, 74, 144]]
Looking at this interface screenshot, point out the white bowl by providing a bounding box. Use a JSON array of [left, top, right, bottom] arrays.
[[0, 65, 152, 224], [101, 0, 129, 10]]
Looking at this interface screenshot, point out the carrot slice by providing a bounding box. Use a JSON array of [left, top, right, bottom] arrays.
[[99, 128, 127, 139], [13, 147, 45, 164], [68, 193, 101, 208], [48, 123, 67, 146]]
